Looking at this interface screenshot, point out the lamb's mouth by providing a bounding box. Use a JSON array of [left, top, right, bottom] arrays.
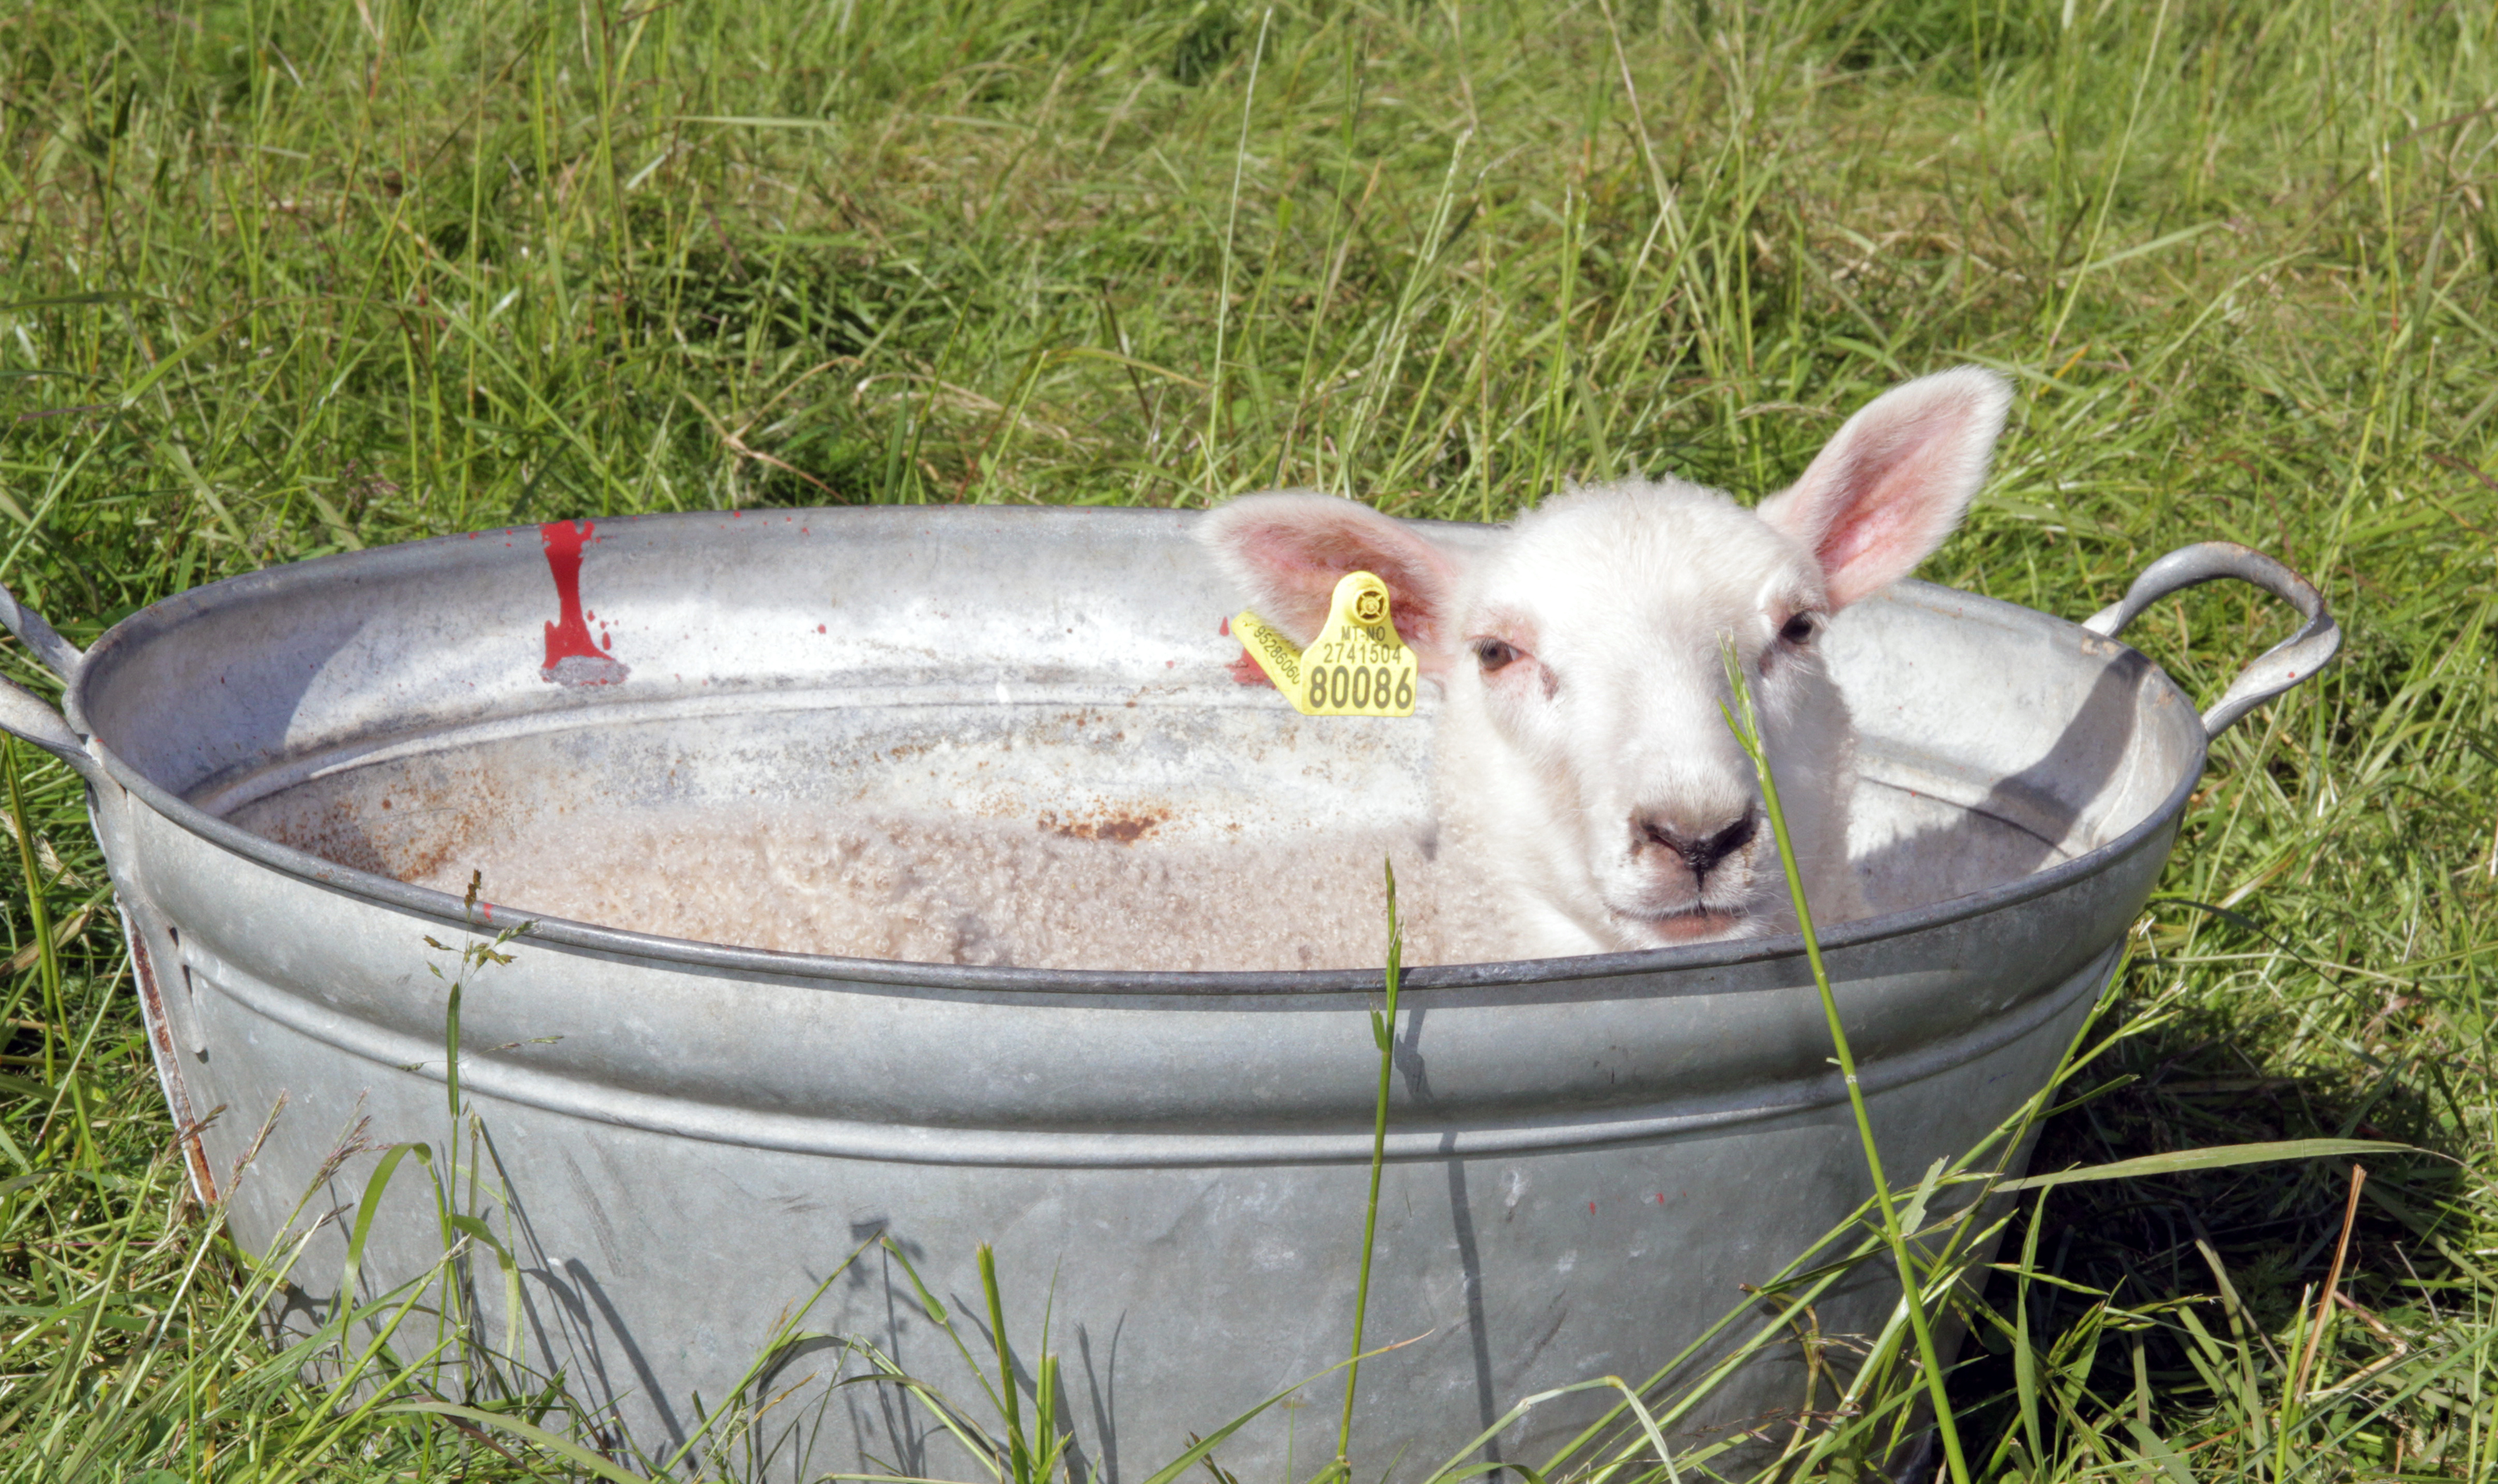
[[1615, 904, 1749, 943]]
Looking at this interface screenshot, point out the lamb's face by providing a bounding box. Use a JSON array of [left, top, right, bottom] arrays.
[[1443, 484, 1852, 948], [1199, 366, 2012, 960]]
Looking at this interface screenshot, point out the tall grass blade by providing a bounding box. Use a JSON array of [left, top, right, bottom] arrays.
[[1720, 640, 1971, 1484]]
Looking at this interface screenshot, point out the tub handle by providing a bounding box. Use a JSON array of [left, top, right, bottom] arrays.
[[0, 582, 102, 788], [2081, 541, 2340, 740], [0, 584, 85, 681]]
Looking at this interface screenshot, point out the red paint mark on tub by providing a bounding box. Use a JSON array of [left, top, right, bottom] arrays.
[[541, 520, 630, 687], [1219, 615, 1230, 635], [1589, 1201, 1597, 1215], [816, 624, 826, 633]]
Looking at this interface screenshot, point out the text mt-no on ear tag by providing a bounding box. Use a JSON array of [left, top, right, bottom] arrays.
[[1232, 570, 1419, 717]]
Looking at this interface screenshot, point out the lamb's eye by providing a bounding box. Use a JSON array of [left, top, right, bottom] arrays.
[[1778, 613, 1820, 646], [1471, 637, 1522, 672]]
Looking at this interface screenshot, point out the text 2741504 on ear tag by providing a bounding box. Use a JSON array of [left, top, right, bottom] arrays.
[[1232, 570, 1419, 718]]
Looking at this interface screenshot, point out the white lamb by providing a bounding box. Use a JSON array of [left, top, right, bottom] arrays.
[[1201, 367, 2012, 959]]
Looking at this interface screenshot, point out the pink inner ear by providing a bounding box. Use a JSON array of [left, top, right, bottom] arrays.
[[1761, 368, 2007, 610], [1811, 440, 1959, 605], [1230, 521, 1349, 635], [1225, 512, 1458, 666]]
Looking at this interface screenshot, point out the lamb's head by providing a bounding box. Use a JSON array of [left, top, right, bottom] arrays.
[[1202, 367, 2010, 957]]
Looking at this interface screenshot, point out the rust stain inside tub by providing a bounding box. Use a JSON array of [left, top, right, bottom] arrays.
[[1038, 807, 1170, 843]]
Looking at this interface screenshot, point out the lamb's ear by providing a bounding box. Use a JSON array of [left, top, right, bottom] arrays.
[[1198, 492, 1466, 673], [1757, 367, 2011, 610]]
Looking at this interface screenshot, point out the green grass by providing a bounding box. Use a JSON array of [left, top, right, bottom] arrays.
[[1, 0, 2495, 1477]]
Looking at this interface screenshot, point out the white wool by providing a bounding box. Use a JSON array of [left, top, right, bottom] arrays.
[[243, 795, 1510, 970]]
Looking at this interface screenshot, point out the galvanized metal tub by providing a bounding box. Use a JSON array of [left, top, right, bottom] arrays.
[[0, 509, 2334, 1478]]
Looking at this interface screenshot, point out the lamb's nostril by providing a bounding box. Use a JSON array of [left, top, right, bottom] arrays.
[[1689, 811, 1757, 873], [1635, 809, 1759, 877]]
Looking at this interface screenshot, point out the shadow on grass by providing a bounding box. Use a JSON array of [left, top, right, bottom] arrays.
[[1950, 967, 2475, 1460]]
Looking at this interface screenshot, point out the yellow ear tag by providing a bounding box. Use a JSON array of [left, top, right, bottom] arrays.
[[1232, 570, 1419, 718]]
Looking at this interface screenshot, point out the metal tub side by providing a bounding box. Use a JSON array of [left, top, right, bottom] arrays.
[[114, 811, 2146, 1474]]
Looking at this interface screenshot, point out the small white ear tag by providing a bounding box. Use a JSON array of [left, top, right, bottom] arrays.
[[1232, 571, 1419, 718]]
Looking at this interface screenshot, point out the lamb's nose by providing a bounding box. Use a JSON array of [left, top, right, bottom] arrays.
[[1636, 809, 1759, 877]]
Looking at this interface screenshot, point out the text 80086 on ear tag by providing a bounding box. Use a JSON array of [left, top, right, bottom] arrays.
[[1233, 570, 1419, 718]]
